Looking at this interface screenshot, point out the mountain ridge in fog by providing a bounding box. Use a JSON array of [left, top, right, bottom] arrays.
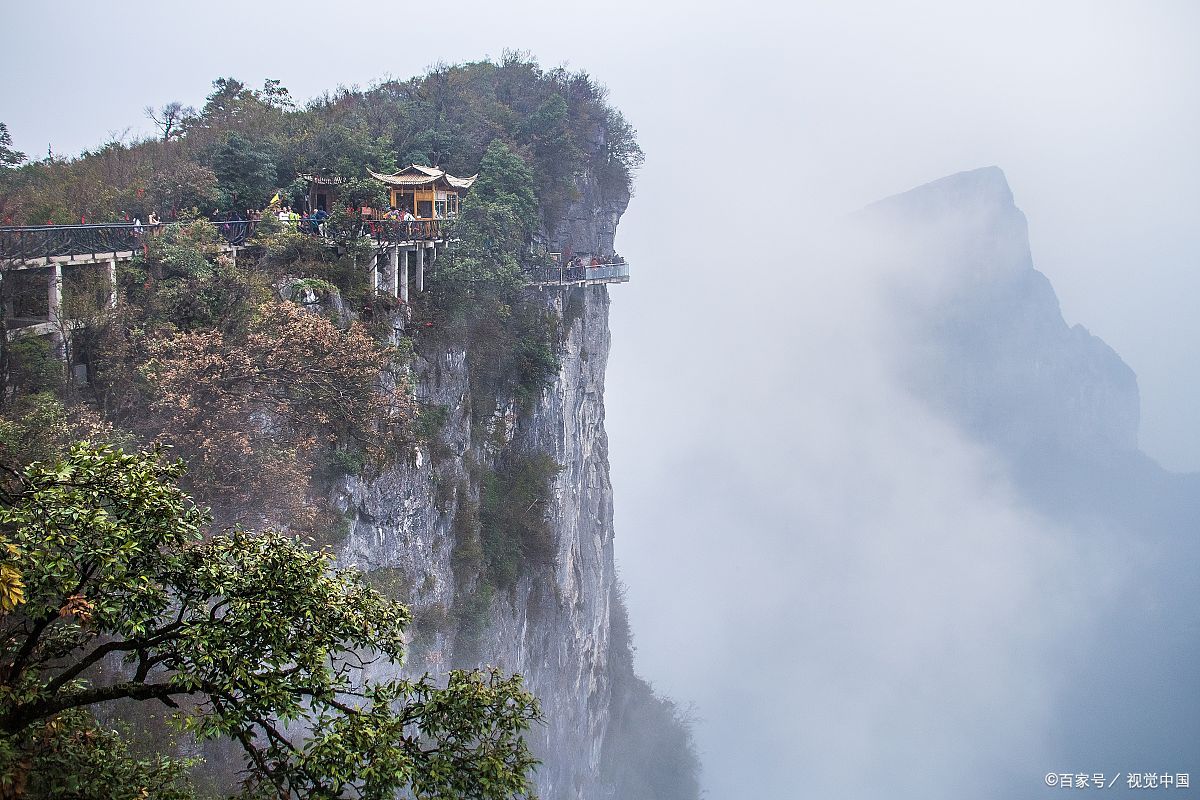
[[858, 166, 1200, 793], [863, 166, 1141, 462]]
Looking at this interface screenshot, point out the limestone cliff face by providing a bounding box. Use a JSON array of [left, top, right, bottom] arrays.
[[334, 187, 623, 797], [546, 125, 630, 261]]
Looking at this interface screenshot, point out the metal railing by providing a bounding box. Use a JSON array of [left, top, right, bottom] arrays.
[[0, 216, 457, 261], [0, 224, 144, 261], [211, 220, 255, 246], [0, 221, 257, 261], [532, 261, 630, 285]]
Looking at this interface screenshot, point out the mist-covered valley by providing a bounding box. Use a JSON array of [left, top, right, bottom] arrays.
[[610, 167, 1199, 798]]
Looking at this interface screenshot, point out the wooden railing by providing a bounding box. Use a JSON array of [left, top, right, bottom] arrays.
[[364, 218, 450, 244]]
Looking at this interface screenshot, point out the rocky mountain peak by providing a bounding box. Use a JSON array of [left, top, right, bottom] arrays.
[[862, 167, 1141, 460]]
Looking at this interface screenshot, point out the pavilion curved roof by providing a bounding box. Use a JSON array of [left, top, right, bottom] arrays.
[[368, 165, 477, 190]]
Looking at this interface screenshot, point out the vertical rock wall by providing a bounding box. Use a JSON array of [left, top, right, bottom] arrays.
[[332, 122, 649, 799], [334, 285, 616, 800]]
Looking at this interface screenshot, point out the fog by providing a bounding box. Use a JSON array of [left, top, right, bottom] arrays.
[[5, 2, 1200, 796], [609, 196, 1137, 797]]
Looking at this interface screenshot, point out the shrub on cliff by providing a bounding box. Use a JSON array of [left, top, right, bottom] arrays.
[[133, 300, 415, 527]]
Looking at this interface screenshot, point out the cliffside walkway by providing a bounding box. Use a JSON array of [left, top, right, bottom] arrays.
[[0, 219, 452, 265], [530, 262, 630, 288], [0, 220, 627, 350]]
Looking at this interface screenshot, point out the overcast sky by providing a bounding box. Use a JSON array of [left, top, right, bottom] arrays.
[[5, 2, 1199, 796]]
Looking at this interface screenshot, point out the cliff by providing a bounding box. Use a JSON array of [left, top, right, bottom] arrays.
[[331, 173, 692, 798], [334, 284, 612, 799]]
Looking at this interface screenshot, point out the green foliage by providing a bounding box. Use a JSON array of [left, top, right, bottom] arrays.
[[0, 393, 70, 468], [9, 708, 199, 800], [0, 54, 642, 235], [292, 276, 338, 296], [425, 142, 538, 323], [0, 393, 117, 473], [0, 122, 26, 169], [450, 489, 483, 578], [5, 336, 62, 396], [139, 218, 224, 279], [513, 306, 561, 403], [132, 220, 260, 334], [472, 140, 539, 228], [330, 442, 366, 475], [0, 443, 542, 799], [337, 176, 389, 214], [598, 104, 645, 198], [452, 583, 494, 665], [409, 141, 561, 428], [145, 160, 220, 218], [212, 131, 278, 211], [414, 403, 451, 446], [480, 453, 561, 589], [601, 590, 702, 800], [290, 124, 396, 181]]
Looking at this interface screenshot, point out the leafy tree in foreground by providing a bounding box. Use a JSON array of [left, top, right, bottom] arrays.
[[0, 443, 541, 798]]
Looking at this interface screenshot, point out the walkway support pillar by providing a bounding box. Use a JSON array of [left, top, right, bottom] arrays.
[[416, 245, 424, 293], [107, 259, 118, 308], [388, 246, 400, 298], [400, 248, 410, 304], [48, 263, 64, 359]]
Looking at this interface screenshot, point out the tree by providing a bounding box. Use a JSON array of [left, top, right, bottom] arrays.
[[260, 79, 296, 111], [144, 103, 194, 141], [133, 299, 415, 526], [0, 124, 24, 169], [0, 443, 542, 798], [212, 132, 278, 210], [471, 140, 538, 228]]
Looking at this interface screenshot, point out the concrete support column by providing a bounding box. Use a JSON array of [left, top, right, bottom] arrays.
[[388, 246, 400, 298], [369, 251, 379, 293], [400, 248, 410, 304], [107, 259, 118, 308], [415, 245, 424, 293], [48, 263, 65, 358]]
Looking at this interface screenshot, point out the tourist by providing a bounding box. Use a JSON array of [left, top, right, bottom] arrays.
[[311, 207, 328, 236]]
